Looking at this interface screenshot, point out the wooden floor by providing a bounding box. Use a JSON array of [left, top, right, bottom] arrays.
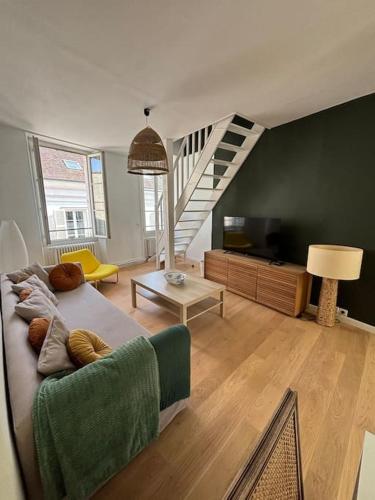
[[94, 260, 375, 500]]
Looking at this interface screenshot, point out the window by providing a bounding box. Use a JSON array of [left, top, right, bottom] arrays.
[[88, 154, 108, 238], [65, 210, 86, 239], [29, 136, 110, 244], [63, 159, 82, 170], [142, 175, 163, 233]]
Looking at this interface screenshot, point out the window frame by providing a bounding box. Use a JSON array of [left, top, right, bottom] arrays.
[[87, 152, 111, 239], [141, 174, 164, 236], [28, 134, 110, 245]]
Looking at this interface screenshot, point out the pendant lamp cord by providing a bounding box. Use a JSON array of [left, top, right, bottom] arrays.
[[144, 107, 150, 126]]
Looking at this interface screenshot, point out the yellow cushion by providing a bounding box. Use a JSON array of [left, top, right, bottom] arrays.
[[67, 329, 112, 367], [61, 249, 100, 274], [85, 264, 119, 282]]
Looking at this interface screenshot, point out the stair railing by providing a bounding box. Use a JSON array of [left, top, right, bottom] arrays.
[[173, 125, 212, 207], [155, 123, 214, 266]]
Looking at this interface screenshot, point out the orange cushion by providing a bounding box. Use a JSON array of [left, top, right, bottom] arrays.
[[19, 288, 33, 302], [28, 317, 50, 353], [49, 263, 82, 291], [67, 329, 112, 367]]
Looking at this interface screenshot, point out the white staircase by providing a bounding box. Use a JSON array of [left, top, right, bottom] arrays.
[[155, 114, 265, 266]]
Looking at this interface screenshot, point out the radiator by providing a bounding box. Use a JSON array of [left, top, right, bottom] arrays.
[[43, 241, 97, 265], [144, 237, 156, 258]]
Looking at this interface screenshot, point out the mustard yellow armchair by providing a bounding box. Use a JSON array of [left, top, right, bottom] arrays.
[[60, 249, 119, 287]]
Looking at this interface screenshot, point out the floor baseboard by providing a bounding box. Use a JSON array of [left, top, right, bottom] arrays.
[[116, 257, 147, 268], [306, 304, 375, 334]]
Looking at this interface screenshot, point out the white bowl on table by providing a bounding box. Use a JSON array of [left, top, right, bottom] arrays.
[[164, 271, 186, 286]]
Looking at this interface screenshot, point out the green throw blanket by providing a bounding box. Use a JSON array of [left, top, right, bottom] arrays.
[[149, 324, 191, 410], [33, 336, 160, 500]]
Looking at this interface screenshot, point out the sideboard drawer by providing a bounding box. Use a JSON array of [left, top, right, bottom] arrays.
[[204, 252, 228, 285], [256, 291, 296, 316], [257, 266, 298, 286], [227, 260, 257, 299]]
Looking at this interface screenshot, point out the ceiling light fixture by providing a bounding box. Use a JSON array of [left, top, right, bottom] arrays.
[[127, 108, 168, 175]]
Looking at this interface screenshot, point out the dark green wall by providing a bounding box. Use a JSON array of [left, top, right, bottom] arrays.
[[212, 93, 375, 325]]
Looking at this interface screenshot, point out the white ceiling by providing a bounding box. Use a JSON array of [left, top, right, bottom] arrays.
[[1, 0, 375, 152]]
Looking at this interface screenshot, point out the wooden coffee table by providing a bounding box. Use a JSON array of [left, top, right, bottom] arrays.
[[131, 270, 225, 325]]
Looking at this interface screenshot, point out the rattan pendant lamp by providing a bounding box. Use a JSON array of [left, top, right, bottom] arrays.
[[127, 108, 169, 175]]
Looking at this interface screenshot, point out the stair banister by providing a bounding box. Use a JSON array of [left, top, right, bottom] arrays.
[[174, 115, 234, 223]]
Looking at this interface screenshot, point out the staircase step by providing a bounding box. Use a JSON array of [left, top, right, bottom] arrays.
[[177, 219, 205, 223], [184, 209, 210, 212], [202, 173, 231, 180], [227, 123, 259, 136], [209, 158, 237, 167], [218, 142, 246, 153], [174, 236, 193, 240], [189, 199, 216, 203]]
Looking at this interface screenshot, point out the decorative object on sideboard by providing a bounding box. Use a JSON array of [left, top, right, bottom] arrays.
[[307, 244, 363, 327], [0, 220, 29, 273], [127, 108, 169, 175]]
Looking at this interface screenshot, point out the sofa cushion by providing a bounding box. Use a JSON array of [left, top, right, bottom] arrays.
[[37, 316, 75, 376], [12, 275, 58, 305], [7, 262, 54, 291], [49, 263, 83, 291], [67, 329, 112, 367], [28, 318, 50, 354], [15, 290, 60, 323]]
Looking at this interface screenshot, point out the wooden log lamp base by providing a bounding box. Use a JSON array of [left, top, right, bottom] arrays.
[[317, 278, 338, 327]]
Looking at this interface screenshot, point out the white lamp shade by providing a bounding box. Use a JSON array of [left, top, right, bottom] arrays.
[[307, 244, 363, 280], [0, 220, 29, 273]]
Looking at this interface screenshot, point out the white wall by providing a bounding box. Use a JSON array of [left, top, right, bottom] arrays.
[[0, 124, 43, 263], [100, 152, 144, 266], [0, 124, 145, 267], [186, 213, 212, 263]]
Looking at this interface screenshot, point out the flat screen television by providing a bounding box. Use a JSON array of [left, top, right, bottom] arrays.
[[223, 216, 281, 260]]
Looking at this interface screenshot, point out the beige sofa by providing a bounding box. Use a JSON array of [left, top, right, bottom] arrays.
[[0, 273, 189, 499]]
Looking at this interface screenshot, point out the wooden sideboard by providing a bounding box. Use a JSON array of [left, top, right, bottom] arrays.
[[204, 250, 312, 317]]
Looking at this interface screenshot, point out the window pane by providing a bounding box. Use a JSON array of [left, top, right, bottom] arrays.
[[90, 157, 102, 174], [93, 201, 105, 212], [89, 154, 109, 238], [39, 146, 93, 242], [63, 159, 82, 170], [142, 175, 163, 233], [93, 210, 107, 236]]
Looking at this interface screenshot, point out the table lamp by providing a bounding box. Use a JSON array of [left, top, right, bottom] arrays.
[[0, 220, 29, 273], [307, 244, 363, 327]]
